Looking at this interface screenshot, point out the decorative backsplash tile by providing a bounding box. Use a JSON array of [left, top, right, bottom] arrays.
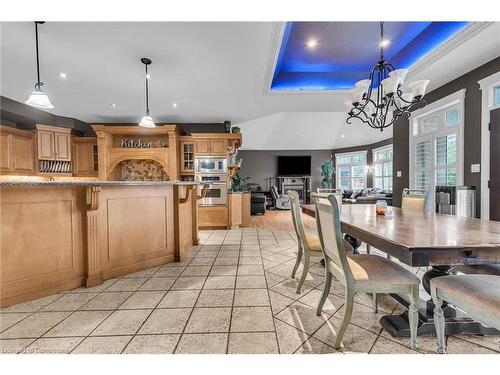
[[121, 160, 169, 181]]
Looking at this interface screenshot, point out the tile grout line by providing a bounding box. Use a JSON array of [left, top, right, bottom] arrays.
[[14, 286, 112, 353], [172, 230, 228, 354], [224, 229, 243, 354], [68, 256, 195, 354], [66, 270, 161, 354], [257, 230, 281, 354]]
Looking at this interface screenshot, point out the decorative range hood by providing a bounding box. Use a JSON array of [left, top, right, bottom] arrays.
[[91, 124, 181, 181]]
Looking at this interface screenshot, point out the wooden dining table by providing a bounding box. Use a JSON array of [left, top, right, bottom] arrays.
[[301, 203, 500, 338]]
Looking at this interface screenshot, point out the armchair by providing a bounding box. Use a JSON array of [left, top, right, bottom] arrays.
[[270, 186, 291, 210]]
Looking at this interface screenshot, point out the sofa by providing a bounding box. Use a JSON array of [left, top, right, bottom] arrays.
[[342, 188, 393, 205]]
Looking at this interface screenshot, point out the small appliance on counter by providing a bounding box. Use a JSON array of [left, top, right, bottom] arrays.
[[435, 186, 476, 218]]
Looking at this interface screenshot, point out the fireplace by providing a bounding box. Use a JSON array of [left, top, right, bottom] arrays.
[[277, 176, 311, 203]]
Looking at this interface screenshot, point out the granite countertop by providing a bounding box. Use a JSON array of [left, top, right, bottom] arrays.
[[0, 180, 201, 187]]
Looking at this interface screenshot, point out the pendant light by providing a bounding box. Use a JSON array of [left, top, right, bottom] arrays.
[[138, 57, 155, 128], [25, 21, 54, 109]]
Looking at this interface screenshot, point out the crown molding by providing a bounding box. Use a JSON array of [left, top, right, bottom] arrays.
[[406, 22, 493, 78]]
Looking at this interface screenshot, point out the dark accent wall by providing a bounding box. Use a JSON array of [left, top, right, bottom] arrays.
[[332, 138, 393, 188], [1, 96, 227, 136], [1, 96, 91, 135], [392, 57, 500, 216], [238, 150, 333, 193]]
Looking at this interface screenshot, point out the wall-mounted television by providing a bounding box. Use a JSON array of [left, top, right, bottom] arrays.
[[277, 156, 311, 176]]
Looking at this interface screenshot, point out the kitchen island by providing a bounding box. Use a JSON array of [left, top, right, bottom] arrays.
[[0, 180, 201, 307]]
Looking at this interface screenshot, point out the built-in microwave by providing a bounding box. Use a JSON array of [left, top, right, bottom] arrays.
[[195, 156, 227, 174], [195, 174, 228, 205]]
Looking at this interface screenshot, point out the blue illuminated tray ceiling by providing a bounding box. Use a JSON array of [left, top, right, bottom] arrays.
[[271, 22, 469, 91]]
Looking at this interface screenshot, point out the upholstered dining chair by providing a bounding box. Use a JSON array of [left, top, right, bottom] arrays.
[[289, 190, 323, 294], [372, 187, 428, 261], [401, 188, 428, 212], [431, 275, 500, 354], [312, 193, 421, 350]]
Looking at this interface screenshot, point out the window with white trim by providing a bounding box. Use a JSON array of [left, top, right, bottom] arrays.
[[410, 91, 464, 199], [494, 85, 500, 106], [372, 145, 393, 190], [335, 151, 367, 190]]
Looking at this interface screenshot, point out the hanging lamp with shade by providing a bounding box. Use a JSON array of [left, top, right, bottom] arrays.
[[25, 21, 54, 109], [345, 22, 430, 131], [138, 57, 156, 128]]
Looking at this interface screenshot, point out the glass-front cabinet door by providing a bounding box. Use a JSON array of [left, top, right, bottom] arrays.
[[181, 141, 194, 172]]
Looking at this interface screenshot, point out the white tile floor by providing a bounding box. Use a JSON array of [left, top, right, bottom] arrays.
[[1, 228, 499, 354]]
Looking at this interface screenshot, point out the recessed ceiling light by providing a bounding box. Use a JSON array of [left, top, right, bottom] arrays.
[[59, 72, 67, 79], [172, 103, 177, 108], [306, 40, 318, 48], [111, 103, 117, 108], [341, 134, 345, 138], [379, 39, 390, 47]]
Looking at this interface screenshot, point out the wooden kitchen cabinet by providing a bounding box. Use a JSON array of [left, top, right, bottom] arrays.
[[194, 139, 211, 155], [0, 132, 10, 171], [198, 205, 228, 228], [36, 124, 72, 161], [210, 139, 227, 155], [72, 137, 98, 176], [0, 125, 35, 175], [55, 132, 71, 161], [193, 137, 228, 156]]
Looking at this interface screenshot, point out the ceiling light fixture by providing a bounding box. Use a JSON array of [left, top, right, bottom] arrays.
[[138, 57, 155, 128], [59, 72, 67, 79], [306, 40, 318, 48], [172, 103, 177, 108], [25, 21, 54, 109], [346, 22, 430, 131], [111, 103, 117, 108], [379, 39, 390, 47]]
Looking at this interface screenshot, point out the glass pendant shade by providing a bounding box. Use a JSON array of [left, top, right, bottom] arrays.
[[139, 113, 156, 128], [389, 69, 408, 84], [355, 79, 371, 90], [381, 76, 401, 96], [408, 79, 430, 99], [25, 85, 54, 109], [350, 88, 364, 104]]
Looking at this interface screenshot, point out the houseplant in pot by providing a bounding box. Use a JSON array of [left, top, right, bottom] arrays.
[[320, 159, 335, 188]]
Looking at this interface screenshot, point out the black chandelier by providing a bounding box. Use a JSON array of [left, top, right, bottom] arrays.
[[345, 22, 430, 131]]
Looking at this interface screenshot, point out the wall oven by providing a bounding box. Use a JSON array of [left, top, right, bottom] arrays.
[[195, 156, 227, 174], [195, 174, 228, 205]]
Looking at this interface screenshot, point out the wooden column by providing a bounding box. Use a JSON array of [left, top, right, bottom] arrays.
[[85, 186, 102, 287]]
